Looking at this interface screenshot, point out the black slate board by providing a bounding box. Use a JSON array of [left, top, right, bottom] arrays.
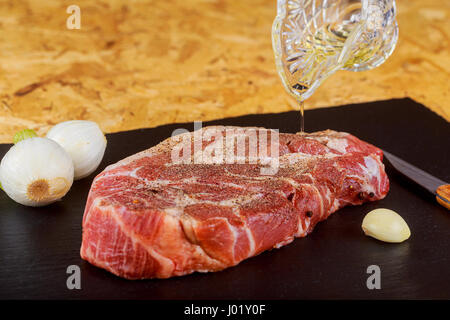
[[0, 98, 449, 300]]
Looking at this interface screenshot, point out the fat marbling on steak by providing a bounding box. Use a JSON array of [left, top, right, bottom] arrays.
[[80, 126, 389, 279]]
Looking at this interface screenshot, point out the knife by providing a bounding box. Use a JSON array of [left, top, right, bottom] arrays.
[[382, 150, 450, 210]]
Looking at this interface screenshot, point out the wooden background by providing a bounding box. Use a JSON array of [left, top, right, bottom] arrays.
[[0, 0, 448, 143]]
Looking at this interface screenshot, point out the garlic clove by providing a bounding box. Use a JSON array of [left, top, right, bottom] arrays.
[[0, 137, 74, 207], [46, 120, 107, 180], [362, 208, 411, 243]]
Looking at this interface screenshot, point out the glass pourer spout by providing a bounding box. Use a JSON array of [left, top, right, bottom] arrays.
[[272, 0, 399, 102]]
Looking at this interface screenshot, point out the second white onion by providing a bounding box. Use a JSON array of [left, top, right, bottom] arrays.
[[46, 120, 107, 180]]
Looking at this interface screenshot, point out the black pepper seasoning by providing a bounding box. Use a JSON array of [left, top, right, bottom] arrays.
[[306, 211, 313, 217], [287, 193, 294, 202], [369, 192, 375, 197], [358, 192, 365, 200]]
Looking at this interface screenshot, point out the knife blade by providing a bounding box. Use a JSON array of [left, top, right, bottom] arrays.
[[382, 150, 450, 209]]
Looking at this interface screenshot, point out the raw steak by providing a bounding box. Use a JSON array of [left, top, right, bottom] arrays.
[[80, 127, 389, 279]]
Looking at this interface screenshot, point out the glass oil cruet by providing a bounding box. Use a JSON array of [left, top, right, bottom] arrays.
[[272, 0, 399, 132]]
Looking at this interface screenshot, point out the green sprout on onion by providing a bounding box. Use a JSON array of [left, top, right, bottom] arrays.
[[13, 129, 38, 144]]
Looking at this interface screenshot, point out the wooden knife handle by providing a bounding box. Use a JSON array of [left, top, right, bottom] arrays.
[[436, 185, 450, 210]]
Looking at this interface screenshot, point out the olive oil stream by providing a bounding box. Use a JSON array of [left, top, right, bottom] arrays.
[[288, 19, 378, 132]]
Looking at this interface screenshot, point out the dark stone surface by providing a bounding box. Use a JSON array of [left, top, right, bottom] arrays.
[[0, 98, 449, 299]]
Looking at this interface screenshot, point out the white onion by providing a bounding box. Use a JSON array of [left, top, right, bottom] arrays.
[[46, 120, 107, 180], [0, 137, 74, 206]]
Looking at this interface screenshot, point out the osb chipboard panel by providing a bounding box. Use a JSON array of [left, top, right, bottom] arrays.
[[0, 0, 448, 143]]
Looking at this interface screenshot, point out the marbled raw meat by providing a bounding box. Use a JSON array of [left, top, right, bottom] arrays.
[[80, 127, 389, 279]]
